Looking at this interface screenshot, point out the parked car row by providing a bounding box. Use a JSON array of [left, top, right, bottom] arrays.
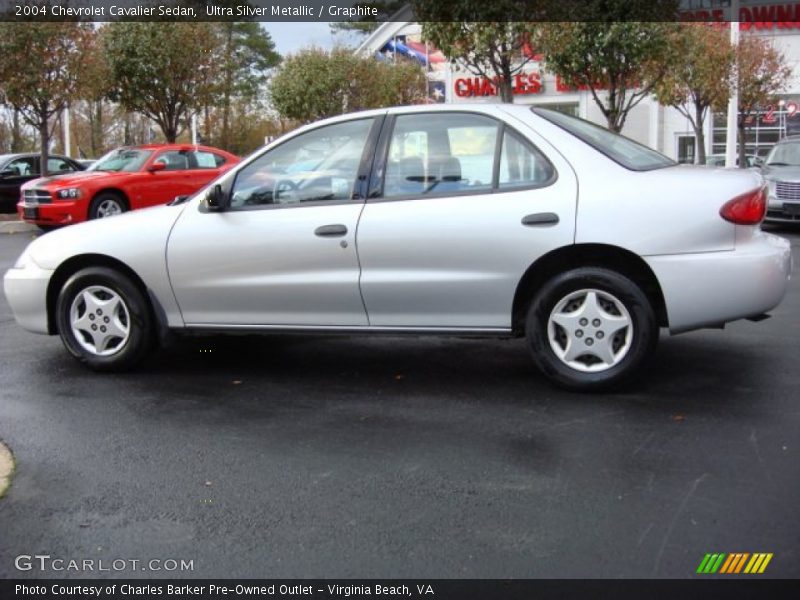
[[13, 144, 239, 228], [3, 105, 791, 391]]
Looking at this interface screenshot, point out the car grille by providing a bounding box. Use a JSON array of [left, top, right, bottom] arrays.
[[775, 181, 800, 201], [22, 189, 52, 204]]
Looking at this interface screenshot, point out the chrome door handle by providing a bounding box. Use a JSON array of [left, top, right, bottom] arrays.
[[522, 212, 559, 226], [314, 224, 348, 237]]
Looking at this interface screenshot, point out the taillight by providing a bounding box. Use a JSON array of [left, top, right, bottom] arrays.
[[720, 185, 767, 225]]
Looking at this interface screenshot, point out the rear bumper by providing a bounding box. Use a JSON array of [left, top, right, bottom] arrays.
[[3, 263, 53, 335], [645, 231, 792, 333]]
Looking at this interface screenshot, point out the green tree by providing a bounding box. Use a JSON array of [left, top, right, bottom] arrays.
[[734, 36, 791, 168], [653, 24, 733, 165], [270, 48, 425, 123], [213, 22, 280, 149], [537, 22, 676, 132], [0, 22, 92, 175], [104, 22, 218, 142]]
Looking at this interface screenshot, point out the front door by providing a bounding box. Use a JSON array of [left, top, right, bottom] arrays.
[[167, 117, 380, 327]]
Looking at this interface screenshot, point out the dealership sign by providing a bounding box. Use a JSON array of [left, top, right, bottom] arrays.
[[681, 2, 800, 29], [454, 72, 543, 98]]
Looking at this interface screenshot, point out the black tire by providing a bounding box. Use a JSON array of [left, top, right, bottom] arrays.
[[55, 267, 154, 372], [525, 267, 658, 392], [88, 192, 126, 220]]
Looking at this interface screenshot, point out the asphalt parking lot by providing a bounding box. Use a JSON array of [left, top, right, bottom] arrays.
[[0, 227, 798, 579]]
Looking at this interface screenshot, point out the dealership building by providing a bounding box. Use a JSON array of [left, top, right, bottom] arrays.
[[355, 5, 800, 163]]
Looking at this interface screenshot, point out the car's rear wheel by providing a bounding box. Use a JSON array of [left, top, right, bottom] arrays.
[[89, 193, 126, 220], [55, 267, 153, 371], [525, 268, 658, 391]]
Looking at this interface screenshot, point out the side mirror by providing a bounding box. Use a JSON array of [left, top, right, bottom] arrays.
[[0, 168, 16, 178], [206, 184, 229, 212], [148, 162, 166, 172]]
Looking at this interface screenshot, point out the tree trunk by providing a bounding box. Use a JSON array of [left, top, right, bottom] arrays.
[[124, 114, 132, 146], [221, 23, 234, 148], [738, 120, 747, 169], [694, 104, 707, 165], [91, 101, 103, 157], [11, 109, 22, 153], [39, 118, 49, 177]]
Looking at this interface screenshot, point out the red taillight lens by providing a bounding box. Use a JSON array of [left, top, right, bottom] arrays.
[[720, 186, 767, 225]]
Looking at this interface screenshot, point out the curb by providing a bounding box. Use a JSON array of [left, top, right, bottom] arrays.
[[0, 441, 14, 498], [0, 221, 37, 234]]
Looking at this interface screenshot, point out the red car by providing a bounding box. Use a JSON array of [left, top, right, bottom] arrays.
[[18, 144, 239, 227]]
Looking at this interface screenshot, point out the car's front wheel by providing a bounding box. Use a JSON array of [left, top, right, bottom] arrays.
[[89, 193, 126, 219], [525, 268, 658, 391], [55, 267, 153, 371]]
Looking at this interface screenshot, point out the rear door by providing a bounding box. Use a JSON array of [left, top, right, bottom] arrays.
[[355, 110, 577, 329]]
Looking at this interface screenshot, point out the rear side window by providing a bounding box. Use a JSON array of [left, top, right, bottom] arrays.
[[498, 130, 554, 189], [192, 150, 225, 169], [532, 107, 674, 171], [383, 113, 499, 198]]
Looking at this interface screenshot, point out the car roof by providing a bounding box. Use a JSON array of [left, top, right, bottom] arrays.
[[132, 143, 232, 153], [0, 152, 71, 163]]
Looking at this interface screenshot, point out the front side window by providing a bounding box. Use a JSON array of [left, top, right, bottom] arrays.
[[48, 157, 77, 173], [153, 151, 190, 171], [230, 118, 373, 208], [532, 107, 675, 171], [383, 113, 499, 198], [90, 149, 153, 173]]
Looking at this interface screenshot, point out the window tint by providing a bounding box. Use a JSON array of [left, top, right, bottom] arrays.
[[532, 107, 675, 171], [47, 157, 76, 173], [383, 113, 499, 198], [6, 157, 36, 176], [498, 130, 554, 189], [230, 118, 372, 208], [766, 141, 800, 167], [154, 151, 189, 171]]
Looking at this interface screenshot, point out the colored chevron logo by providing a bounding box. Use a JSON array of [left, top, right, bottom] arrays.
[[696, 553, 773, 574]]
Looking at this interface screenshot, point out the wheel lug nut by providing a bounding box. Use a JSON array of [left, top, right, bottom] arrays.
[[96, 309, 102, 315], [596, 331, 604, 339], [100, 326, 106, 332], [592, 319, 601, 327], [91, 324, 97, 330], [579, 318, 588, 326], [89, 314, 95, 321], [103, 317, 109, 323], [585, 338, 594, 346], [575, 330, 584, 338]]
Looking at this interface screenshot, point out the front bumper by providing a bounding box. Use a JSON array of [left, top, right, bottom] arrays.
[[765, 196, 800, 222], [645, 230, 792, 334], [3, 262, 54, 335], [17, 199, 83, 226]]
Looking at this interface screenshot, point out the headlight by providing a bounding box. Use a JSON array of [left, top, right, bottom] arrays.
[[56, 188, 81, 199]]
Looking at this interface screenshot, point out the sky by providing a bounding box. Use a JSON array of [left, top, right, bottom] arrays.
[[262, 22, 363, 55]]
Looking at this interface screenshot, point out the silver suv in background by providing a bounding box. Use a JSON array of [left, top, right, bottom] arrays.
[[762, 136, 800, 223]]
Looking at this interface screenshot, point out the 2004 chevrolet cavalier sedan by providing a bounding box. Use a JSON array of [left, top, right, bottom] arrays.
[[3, 105, 792, 391]]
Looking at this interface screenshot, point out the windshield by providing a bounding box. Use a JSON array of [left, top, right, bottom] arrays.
[[89, 148, 153, 172], [765, 142, 800, 167], [531, 108, 675, 171]]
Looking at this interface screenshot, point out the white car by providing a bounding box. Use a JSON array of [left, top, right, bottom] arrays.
[[3, 105, 792, 391]]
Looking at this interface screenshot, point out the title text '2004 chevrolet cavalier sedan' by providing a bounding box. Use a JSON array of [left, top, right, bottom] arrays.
[[3, 105, 793, 391]]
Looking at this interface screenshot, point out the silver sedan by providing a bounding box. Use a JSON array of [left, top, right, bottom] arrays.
[[3, 105, 792, 391]]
